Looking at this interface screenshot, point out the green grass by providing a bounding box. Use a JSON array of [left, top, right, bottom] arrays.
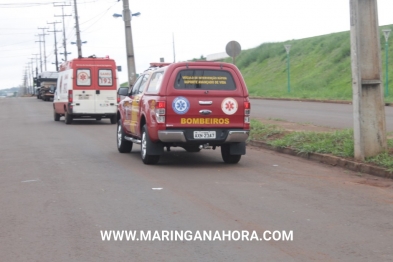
[[249, 119, 284, 141], [270, 129, 354, 157], [366, 153, 393, 172], [250, 119, 393, 171], [229, 25, 393, 103]]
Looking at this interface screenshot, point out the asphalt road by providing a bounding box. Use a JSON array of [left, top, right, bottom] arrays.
[[1, 97, 393, 261], [250, 99, 393, 131]]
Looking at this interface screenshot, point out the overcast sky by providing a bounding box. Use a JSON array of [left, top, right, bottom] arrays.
[[1, 0, 393, 90]]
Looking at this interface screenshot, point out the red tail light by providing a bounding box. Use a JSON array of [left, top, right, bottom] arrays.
[[117, 94, 120, 103], [68, 90, 73, 103], [157, 101, 166, 108], [244, 101, 250, 109], [244, 101, 250, 129], [155, 101, 166, 123]]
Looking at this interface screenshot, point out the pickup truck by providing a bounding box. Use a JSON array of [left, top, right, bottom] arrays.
[[116, 62, 250, 165]]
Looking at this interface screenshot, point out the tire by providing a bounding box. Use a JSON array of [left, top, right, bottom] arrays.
[[141, 125, 160, 165], [110, 115, 117, 124], [64, 110, 72, 125], [221, 144, 241, 164], [54, 109, 60, 121], [96, 117, 102, 121], [117, 120, 132, 153]]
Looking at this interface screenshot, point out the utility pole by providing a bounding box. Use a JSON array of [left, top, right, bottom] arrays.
[[173, 33, 176, 63], [382, 29, 391, 97], [35, 35, 43, 72], [122, 0, 137, 86], [350, 0, 387, 160], [32, 53, 39, 80], [284, 44, 292, 93], [26, 63, 32, 94], [38, 27, 49, 71], [48, 21, 62, 71], [73, 0, 83, 58], [30, 58, 35, 93], [54, 2, 71, 61], [23, 70, 27, 95]]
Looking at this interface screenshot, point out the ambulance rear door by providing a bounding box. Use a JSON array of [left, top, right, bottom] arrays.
[[94, 60, 117, 114], [73, 66, 96, 114]]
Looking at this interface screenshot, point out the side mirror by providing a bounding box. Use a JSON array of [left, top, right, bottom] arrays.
[[118, 88, 129, 96]]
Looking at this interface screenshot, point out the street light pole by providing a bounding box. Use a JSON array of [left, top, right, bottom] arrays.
[[383, 29, 391, 97], [122, 0, 137, 86], [284, 44, 291, 93]]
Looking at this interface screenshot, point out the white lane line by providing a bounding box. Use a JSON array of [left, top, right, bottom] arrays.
[[21, 179, 39, 183]]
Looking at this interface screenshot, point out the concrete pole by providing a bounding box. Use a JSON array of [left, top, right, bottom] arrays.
[[48, 21, 62, 71], [122, 0, 137, 86], [38, 28, 49, 71], [35, 35, 43, 72], [54, 3, 72, 61], [73, 0, 83, 58], [349, 0, 387, 161], [30, 58, 34, 93], [285, 45, 291, 93]]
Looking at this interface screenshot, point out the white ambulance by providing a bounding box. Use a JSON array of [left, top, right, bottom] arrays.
[[53, 56, 119, 124]]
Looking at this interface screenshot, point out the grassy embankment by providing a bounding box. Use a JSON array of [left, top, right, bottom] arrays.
[[231, 25, 393, 103], [249, 119, 393, 172], [240, 26, 393, 172]]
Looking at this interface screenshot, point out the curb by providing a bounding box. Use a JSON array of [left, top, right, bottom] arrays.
[[250, 97, 393, 106], [248, 140, 393, 179]]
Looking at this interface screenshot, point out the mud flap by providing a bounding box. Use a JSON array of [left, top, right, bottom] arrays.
[[146, 129, 164, 155], [229, 142, 246, 155]]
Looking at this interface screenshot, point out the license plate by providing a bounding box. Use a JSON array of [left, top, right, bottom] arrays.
[[78, 94, 90, 100], [193, 131, 216, 139]]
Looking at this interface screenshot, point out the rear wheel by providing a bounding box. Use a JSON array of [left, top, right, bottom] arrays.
[[64, 110, 72, 125], [221, 144, 241, 164], [141, 125, 160, 165], [110, 115, 117, 124], [117, 120, 132, 153], [53, 109, 60, 121]]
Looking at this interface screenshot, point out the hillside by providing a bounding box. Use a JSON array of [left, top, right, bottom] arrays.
[[233, 25, 393, 102]]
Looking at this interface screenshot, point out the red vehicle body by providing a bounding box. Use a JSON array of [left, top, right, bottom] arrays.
[[117, 62, 250, 165]]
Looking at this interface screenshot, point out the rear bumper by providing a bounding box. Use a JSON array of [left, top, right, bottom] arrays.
[[158, 129, 249, 143], [66, 103, 116, 118]]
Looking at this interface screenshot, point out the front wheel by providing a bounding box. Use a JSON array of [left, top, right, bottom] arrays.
[[141, 125, 160, 165], [117, 120, 132, 153], [221, 144, 241, 164]]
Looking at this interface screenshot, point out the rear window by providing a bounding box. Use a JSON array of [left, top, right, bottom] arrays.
[[76, 69, 91, 86], [174, 70, 236, 90], [98, 69, 113, 86]]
